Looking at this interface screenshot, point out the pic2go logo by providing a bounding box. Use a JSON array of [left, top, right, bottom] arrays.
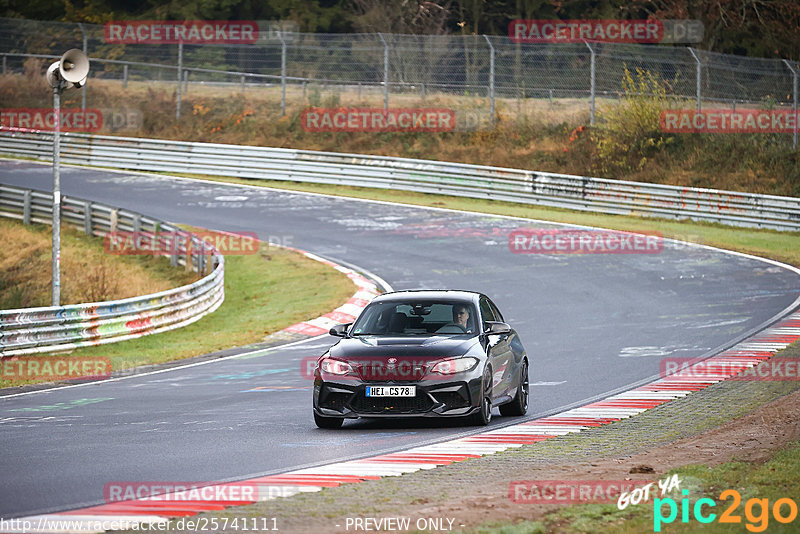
[[654, 489, 798, 532]]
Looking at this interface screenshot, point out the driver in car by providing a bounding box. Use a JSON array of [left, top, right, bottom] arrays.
[[436, 304, 472, 334]]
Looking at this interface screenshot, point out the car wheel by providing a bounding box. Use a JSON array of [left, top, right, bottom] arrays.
[[468, 367, 493, 426], [314, 411, 344, 429], [500, 360, 529, 416]]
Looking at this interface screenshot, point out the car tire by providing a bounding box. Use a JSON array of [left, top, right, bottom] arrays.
[[500, 360, 529, 417], [468, 367, 493, 426], [314, 412, 344, 429]]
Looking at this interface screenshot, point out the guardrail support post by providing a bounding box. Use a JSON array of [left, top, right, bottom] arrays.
[[584, 41, 595, 126], [84, 201, 92, 235], [176, 41, 183, 120], [783, 60, 798, 149], [185, 235, 193, 272], [688, 47, 702, 111], [23, 190, 31, 225], [484, 35, 495, 120], [278, 31, 287, 116], [378, 33, 389, 111], [123, 64, 128, 88], [170, 230, 178, 266]]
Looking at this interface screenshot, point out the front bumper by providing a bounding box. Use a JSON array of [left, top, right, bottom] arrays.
[[313, 376, 483, 418]]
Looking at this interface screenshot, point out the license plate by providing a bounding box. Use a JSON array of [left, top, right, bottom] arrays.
[[366, 386, 416, 397]]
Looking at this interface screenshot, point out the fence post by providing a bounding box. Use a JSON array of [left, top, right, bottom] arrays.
[[483, 35, 495, 119], [241, 75, 245, 92], [783, 60, 798, 149], [378, 33, 389, 111], [278, 31, 287, 116], [123, 64, 128, 88], [176, 41, 183, 120], [23, 190, 31, 225], [688, 47, 702, 111], [183, 69, 189, 93], [2, 54, 7, 75], [584, 41, 595, 126]]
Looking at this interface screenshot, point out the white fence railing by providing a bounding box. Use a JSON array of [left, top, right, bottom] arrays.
[[1, 129, 798, 231], [0, 183, 225, 357]]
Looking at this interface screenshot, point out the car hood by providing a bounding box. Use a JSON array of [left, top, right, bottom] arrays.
[[329, 335, 479, 360]]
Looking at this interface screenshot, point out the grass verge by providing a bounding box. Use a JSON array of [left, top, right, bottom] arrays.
[[0, 225, 355, 389], [474, 441, 800, 533]]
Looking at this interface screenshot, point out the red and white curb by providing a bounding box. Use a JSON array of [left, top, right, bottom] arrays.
[[281, 250, 380, 337], [7, 311, 800, 533]]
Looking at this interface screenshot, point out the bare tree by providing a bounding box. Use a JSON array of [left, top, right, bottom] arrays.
[[350, 0, 453, 35]]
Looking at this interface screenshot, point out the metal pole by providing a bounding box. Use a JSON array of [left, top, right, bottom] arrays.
[[483, 35, 495, 119], [183, 69, 188, 92], [2, 54, 6, 75], [52, 85, 62, 306], [78, 23, 87, 110], [783, 60, 798, 149], [688, 47, 701, 111], [241, 74, 245, 92], [278, 32, 287, 116], [584, 41, 595, 126], [378, 33, 389, 111], [123, 64, 128, 88], [176, 41, 183, 120]]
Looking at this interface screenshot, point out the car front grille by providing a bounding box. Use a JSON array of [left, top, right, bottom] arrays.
[[350, 391, 434, 414]]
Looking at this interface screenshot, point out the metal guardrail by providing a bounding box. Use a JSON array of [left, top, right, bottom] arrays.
[[0, 129, 799, 231], [0, 183, 225, 357]]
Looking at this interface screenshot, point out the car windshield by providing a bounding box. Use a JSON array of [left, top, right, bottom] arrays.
[[350, 299, 478, 336]]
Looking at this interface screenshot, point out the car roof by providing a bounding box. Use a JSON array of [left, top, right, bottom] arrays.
[[371, 289, 484, 304]]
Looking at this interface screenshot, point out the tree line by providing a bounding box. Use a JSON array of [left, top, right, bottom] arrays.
[[2, 0, 798, 59]]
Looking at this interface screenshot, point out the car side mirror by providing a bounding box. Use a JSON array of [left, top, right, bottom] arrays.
[[329, 323, 352, 337], [484, 321, 511, 335]]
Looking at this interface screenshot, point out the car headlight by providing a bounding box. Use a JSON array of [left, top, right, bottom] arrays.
[[429, 356, 479, 375], [319, 357, 355, 376]]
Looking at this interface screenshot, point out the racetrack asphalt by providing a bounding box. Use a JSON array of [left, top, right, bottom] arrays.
[[1, 159, 799, 518]]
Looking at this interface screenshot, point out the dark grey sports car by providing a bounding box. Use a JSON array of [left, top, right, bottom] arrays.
[[313, 290, 529, 428]]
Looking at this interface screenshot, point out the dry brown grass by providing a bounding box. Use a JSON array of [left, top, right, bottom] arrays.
[[2, 71, 797, 197], [0, 218, 197, 309]]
